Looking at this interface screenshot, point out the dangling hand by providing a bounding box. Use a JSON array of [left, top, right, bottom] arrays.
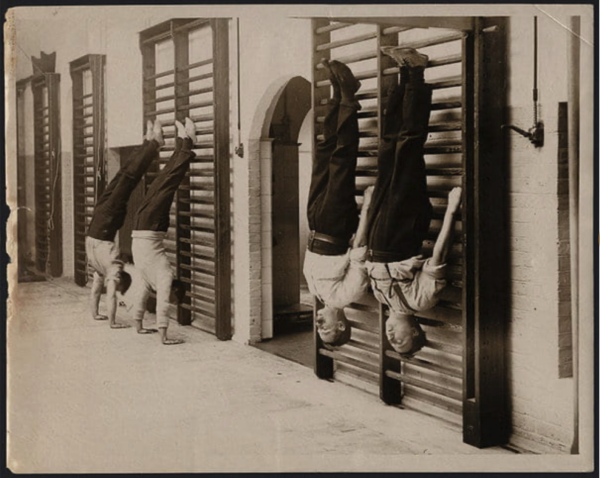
[[362, 185, 375, 210], [407, 254, 427, 271], [447, 187, 462, 214]]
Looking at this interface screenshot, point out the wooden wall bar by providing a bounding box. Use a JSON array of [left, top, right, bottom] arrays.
[[70, 54, 106, 286], [139, 18, 231, 339], [32, 72, 62, 277], [311, 18, 507, 447]]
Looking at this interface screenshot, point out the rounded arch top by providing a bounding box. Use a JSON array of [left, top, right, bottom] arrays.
[[249, 75, 312, 142]]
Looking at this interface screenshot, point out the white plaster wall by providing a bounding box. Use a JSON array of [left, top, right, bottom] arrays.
[[232, 17, 313, 343], [577, 13, 595, 461], [298, 109, 313, 286], [504, 12, 592, 452]]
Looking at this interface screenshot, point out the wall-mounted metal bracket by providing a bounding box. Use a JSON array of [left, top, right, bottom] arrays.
[[502, 121, 544, 147], [235, 143, 244, 158]]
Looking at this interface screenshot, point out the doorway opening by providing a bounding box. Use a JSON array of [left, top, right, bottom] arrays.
[[253, 76, 313, 368]]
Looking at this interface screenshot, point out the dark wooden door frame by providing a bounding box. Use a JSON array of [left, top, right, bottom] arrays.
[[462, 16, 509, 448]]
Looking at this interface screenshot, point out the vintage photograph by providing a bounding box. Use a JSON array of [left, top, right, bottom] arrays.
[[4, 4, 596, 473]]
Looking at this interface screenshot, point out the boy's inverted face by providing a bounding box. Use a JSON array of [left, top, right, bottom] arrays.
[[316, 307, 343, 343], [385, 315, 417, 354]]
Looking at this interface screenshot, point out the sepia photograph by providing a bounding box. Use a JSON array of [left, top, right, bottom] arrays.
[[4, 3, 596, 473]]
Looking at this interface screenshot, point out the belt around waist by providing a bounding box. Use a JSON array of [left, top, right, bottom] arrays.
[[367, 249, 413, 263], [307, 231, 349, 256]]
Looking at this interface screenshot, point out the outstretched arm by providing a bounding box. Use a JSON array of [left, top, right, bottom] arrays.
[[106, 279, 130, 329], [353, 186, 374, 248], [430, 187, 462, 266]]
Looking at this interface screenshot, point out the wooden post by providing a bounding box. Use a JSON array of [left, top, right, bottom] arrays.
[[70, 64, 86, 286], [89, 55, 106, 199], [212, 18, 232, 340], [139, 35, 158, 190], [379, 304, 402, 404], [16, 80, 29, 282], [377, 25, 402, 405], [70, 55, 106, 286], [312, 19, 335, 380], [314, 296, 334, 379], [174, 26, 192, 326], [32, 78, 45, 273], [462, 17, 509, 448]]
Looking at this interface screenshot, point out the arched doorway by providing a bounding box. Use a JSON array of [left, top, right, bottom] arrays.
[[252, 76, 314, 366]]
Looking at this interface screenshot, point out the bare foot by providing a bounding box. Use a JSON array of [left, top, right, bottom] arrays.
[[138, 328, 158, 334], [110, 323, 131, 329], [94, 314, 108, 321]]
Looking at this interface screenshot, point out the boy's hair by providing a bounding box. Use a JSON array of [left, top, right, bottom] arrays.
[[322, 314, 352, 348], [171, 279, 186, 304], [117, 252, 134, 264], [117, 270, 133, 295], [400, 319, 427, 358]]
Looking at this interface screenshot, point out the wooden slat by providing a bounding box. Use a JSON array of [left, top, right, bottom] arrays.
[[315, 22, 353, 35], [145, 81, 175, 92], [316, 31, 377, 52], [180, 57, 213, 71], [403, 387, 462, 415], [183, 86, 214, 97], [181, 72, 214, 84], [145, 94, 175, 105], [187, 289, 216, 304], [386, 350, 462, 379], [326, 50, 377, 67], [385, 370, 462, 401], [399, 31, 465, 50], [383, 53, 463, 76], [180, 275, 216, 290], [319, 348, 379, 375], [144, 69, 175, 81], [336, 362, 380, 391], [382, 25, 414, 35]]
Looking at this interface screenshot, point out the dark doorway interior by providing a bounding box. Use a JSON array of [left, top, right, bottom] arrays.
[[253, 76, 313, 368]]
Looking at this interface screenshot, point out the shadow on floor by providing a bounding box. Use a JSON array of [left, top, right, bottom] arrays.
[[253, 321, 314, 369]]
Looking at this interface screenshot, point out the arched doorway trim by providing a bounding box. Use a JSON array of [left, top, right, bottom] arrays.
[[245, 75, 311, 342]]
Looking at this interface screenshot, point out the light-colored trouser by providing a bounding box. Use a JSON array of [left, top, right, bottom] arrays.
[[85, 236, 122, 282], [131, 236, 174, 329]]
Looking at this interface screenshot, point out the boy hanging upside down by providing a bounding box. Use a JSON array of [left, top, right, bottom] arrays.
[[303, 58, 373, 347], [85, 120, 163, 329], [364, 47, 463, 357], [125, 118, 196, 345]]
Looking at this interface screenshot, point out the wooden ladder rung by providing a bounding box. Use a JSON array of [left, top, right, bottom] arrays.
[[316, 31, 377, 52]]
